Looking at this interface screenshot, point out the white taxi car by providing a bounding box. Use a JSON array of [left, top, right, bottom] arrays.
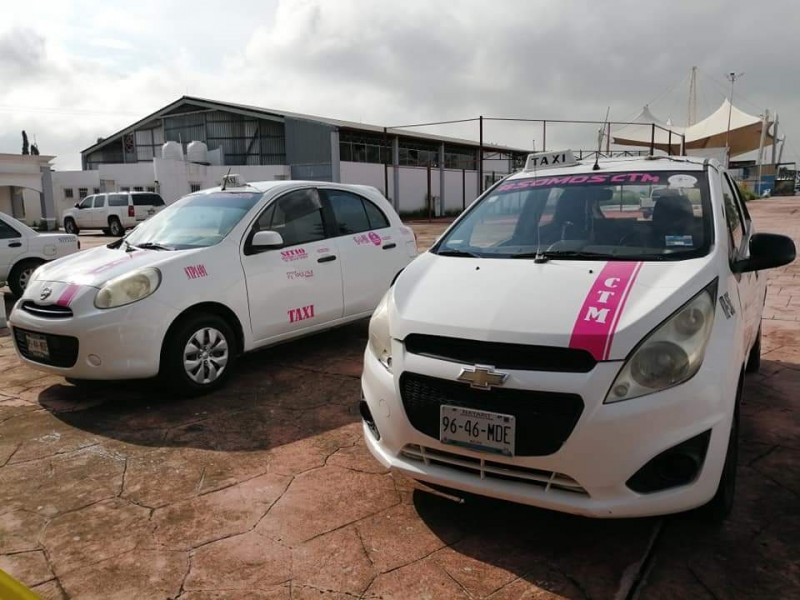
[[360, 152, 795, 519], [0, 212, 79, 297], [9, 181, 416, 395]]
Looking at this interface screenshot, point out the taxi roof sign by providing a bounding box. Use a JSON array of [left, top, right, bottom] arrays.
[[523, 150, 578, 172]]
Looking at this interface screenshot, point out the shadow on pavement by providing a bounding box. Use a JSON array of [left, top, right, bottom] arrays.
[[37, 321, 369, 453]]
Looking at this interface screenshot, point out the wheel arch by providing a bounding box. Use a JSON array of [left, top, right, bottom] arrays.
[[161, 301, 246, 359]]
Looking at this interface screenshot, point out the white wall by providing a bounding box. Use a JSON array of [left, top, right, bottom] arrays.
[[0, 187, 10, 216]]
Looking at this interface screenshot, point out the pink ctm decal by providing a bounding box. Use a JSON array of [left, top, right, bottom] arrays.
[[569, 262, 643, 361], [55, 284, 80, 307]]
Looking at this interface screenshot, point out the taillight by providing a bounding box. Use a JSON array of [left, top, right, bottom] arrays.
[[128, 205, 135, 217]]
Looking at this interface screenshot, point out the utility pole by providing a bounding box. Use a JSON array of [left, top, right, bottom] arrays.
[[725, 71, 744, 166]]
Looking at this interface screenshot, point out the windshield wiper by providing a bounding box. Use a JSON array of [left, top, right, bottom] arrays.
[[436, 249, 481, 258], [134, 242, 173, 251], [512, 250, 614, 262]]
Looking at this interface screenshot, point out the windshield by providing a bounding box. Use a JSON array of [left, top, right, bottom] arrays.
[[124, 192, 263, 250], [434, 170, 712, 261]]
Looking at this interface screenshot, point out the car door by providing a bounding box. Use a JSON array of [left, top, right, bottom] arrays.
[[240, 187, 344, 343], [90, 194, 107, 228], [74, 195, 94, 228], [0, 217, 26, 282], [721, 173, 758, 354], [323, 188, 404, 316]]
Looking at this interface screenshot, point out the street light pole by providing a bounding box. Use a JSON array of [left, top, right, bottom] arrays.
[[725, 71, 744, 167]]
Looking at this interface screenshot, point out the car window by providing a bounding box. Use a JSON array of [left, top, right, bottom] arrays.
[[133, 194, 165, 207], [108, 193, 128, 207], [436, 170, 711, 261], [93, 195, 106, 208], [0, 219, 20, 239], [267, 189, 326, 247], [363, 199, 390, 229], [79, 196, 93, 209], [721, 175, 745, 255], [327, 190, 371, 235]]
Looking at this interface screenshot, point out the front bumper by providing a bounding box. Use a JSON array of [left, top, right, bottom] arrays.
[[9, 282, 178, 380], [361, 340, 736, 518]]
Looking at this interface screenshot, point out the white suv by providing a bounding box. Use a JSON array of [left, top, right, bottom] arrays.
[[63, 192, 166, 236]]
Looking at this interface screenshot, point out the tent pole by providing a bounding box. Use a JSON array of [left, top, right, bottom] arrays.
[[756, 110, 769, 195]]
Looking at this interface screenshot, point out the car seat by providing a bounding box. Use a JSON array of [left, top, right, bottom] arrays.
[[651, 192, 695, 247]]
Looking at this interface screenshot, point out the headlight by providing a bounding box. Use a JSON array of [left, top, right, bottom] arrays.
[[368, 290, 393, 371], [605, 280, 717, 403], [94, 268, 161, 309]]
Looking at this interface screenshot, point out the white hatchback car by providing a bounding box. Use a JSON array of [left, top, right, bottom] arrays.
[[10, 181, 416, 395], [0, 212, 80, 297], [360, 152, 795, 520]]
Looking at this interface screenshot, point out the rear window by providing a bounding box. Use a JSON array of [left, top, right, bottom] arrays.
[[109, 193, 128, 207], [133, 193, 165, 207]]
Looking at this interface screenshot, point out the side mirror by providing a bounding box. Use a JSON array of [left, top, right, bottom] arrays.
[[733, 233, 796, 273], [251, 230, 284, 249], [74, 202, 81, 208]]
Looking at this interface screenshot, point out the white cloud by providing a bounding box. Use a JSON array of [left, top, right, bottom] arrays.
[[0, 0, 798, 170]]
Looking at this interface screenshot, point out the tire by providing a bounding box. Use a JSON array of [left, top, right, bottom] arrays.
[[8, 259, 44, 298], [102, 228, 111, 236], [745, 326, 761, 374], [700, 377, 741, 521], [108, 217, 124, 237], [160, 313, 237, 397], [64, 218, 79, 235]]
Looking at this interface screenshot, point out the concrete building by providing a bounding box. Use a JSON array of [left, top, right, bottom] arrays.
[[0, 153, 57, 229], [35, 96, 525, 225]]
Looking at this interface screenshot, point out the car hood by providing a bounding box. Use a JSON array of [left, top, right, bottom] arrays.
[[390, 252, 718, 361], [30, 245, 177, 288]]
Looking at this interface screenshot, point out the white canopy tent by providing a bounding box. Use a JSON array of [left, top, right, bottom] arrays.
[[612, 100, 774, 158]]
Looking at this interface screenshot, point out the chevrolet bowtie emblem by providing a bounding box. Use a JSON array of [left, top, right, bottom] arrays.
[[457, 365, 508, 390], [40, 287, 52, 301]]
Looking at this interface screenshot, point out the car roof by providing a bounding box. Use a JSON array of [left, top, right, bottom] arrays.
[[506, 155, 713, 182], [195, 180, 383, 195]]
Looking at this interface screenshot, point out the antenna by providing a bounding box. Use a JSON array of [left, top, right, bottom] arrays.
[[221, 167, 232, 191], [593, 107, 610, 171]]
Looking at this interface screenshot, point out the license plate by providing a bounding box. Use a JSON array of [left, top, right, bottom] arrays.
[[440, 405, 515, 456], [25, 333, 49, 359], [147, 209, 155, 216]]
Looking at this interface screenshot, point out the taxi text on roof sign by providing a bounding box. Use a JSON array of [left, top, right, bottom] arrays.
[[523, 150, 578, 172]]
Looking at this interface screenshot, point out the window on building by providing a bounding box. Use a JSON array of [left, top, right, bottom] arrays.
[[64, 188, 74, 199], [146, 186, 156, 193], [93, 187, 101, 194], [339, 131, 392, 165], [121, 187, 130, 192], [190, 184, 201, 193], [133, 186, 144, 192], [78, 188, 88, 199]]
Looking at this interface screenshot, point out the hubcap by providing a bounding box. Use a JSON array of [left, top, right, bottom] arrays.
[[183, 327, 229, 384], [19, 267, 34, 290]]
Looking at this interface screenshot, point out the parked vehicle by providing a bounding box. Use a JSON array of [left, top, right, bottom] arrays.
[[360, 151, 795, 520], [0, 212, 79, 297], [62, 192, 166, 236], [10, 182, 416, 395]]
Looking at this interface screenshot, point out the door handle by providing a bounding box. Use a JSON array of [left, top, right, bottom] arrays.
[[8, 241, 22, 248], [382, 243, 397, 250], [317, 255, 337, 263]]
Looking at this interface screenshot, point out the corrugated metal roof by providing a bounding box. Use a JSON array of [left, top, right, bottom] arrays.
[[81, 96, 528, 157]]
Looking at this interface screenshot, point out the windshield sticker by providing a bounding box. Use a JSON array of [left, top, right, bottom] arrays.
[[281, 248, 308, 262], [569, 261, 643, 360], [665, 235, 694, 247], [286, 269, 314, 280], [719, 292, 736, 319], [498, 173, 662, 192], [288, 304, 315, 323], [667, 174, 698, 188], [55, 284, 80, 307], [184, 264, 208, 279]]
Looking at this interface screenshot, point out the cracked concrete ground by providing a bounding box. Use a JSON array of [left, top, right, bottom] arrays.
[[1, 201, 799, 599]]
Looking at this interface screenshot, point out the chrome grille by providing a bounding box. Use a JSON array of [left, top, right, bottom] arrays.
[[401, 444, 588, 495]]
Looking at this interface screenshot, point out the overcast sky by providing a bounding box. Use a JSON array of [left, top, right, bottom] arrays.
[[1, 0, 797, 170]]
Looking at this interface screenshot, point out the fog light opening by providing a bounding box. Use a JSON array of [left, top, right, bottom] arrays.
[[627, 430, 711, 494], [359, 399, 380, 441]]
